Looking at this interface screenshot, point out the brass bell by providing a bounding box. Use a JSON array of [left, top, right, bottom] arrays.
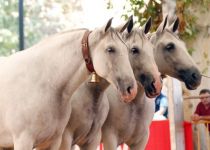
[[89, 72, 100, 83]]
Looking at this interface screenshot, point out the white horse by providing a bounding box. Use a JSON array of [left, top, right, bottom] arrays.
[[101, 16, 201, 150], [58, 16, 162, 150], [150, 16, 201, 90], [0, 18, 138, 150]]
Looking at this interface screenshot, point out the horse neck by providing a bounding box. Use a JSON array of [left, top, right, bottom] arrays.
[[133, 83, 147, 105], [88, 78, 109, 90], [33, 29, 90, 100], [86, 78, 109, 93], [82, 78, 109, 104]]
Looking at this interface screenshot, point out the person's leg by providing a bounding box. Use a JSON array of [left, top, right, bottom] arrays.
[[197, 124, 208, 150]]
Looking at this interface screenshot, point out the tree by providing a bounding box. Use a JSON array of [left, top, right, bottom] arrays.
[[0, 0, 18, 56], [108, 0, 210, 57], [0, 0, 82, 56]]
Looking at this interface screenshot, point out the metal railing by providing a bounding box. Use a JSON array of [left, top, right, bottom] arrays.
[[192, 120, 210, 150]]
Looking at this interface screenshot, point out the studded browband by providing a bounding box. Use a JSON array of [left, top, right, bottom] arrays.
[[81, 30, 95, 73]]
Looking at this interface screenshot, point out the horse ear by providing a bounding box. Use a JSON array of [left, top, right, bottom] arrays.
[[117, 15, 133, 33], [104, 17, 113, 32], [156, 15, 168, 35], [126, 15, 134, 33], [142, 17, 152, 34], [169, 17, 179, 32]]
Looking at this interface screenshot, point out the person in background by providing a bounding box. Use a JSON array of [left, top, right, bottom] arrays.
[[191, 89, 210, 150], [191, 89, 210, 128], [153, 78, 168, 120]]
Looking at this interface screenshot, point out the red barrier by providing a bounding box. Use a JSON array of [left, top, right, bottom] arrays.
[[145, 120, 171, 150], [145, 120, 193, 150], [99, 120, 193, 150], [184, 121, 194, 150]]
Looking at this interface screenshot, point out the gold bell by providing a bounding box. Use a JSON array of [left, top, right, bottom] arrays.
[[89, 72, 100, 83]]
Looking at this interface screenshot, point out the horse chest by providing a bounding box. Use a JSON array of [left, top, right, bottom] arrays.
[[117, 104, 139, 141], [72, 95, 108, 146]]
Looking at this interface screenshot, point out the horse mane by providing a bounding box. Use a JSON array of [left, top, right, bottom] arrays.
[[58, 28, 88, 35], [146, 32, 155, 40], [110, 28, 128, 49], [32, 28, 88, 47], [164, 29, 180, 40]]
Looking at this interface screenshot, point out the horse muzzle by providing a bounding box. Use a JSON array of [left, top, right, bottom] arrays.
[[178, 67, 201, 90], [139, 74, 162, 98], [117, 79, 138, 103]]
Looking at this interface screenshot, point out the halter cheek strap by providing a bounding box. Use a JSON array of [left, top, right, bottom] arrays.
[[81, 30, 95, 73]]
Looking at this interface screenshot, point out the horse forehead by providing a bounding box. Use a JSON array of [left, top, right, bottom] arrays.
[[129, 34, 154, 57], [126, 31, 143, 45], [108, 30, 122, 40], [106, 30, 128, 47], [134, 30, 153, 47], [159, 33, 189, 55], [160, 32, 184, 46], [163, 30, 182, 41]]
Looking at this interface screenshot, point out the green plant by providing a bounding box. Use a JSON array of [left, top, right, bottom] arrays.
[[107, 0, 210, 55], [0, 0, 18, 56], [0, 0, 81, 56], [121, 0, 162, 31]]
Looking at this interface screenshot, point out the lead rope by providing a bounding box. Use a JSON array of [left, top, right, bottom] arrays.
[[202, 74, 210, 79]]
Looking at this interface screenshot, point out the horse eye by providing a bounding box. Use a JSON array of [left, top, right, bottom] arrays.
[[106, 47, 115, 53], [131, 47, 139, 54], [165, 43, 175, 51]]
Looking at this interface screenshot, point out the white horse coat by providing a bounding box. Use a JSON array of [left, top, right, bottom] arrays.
[[0, 19, 138, 150]]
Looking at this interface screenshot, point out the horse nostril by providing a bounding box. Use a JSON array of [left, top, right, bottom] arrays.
[[192, 72, 199, 80], [127, 86, 132, 94], [151, 81, 156, 93]]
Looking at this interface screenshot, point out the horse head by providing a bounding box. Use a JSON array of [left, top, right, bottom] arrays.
[[149, 16, 201, 90], [118, 16, 162, 98], [88, 18, 137, 102]]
